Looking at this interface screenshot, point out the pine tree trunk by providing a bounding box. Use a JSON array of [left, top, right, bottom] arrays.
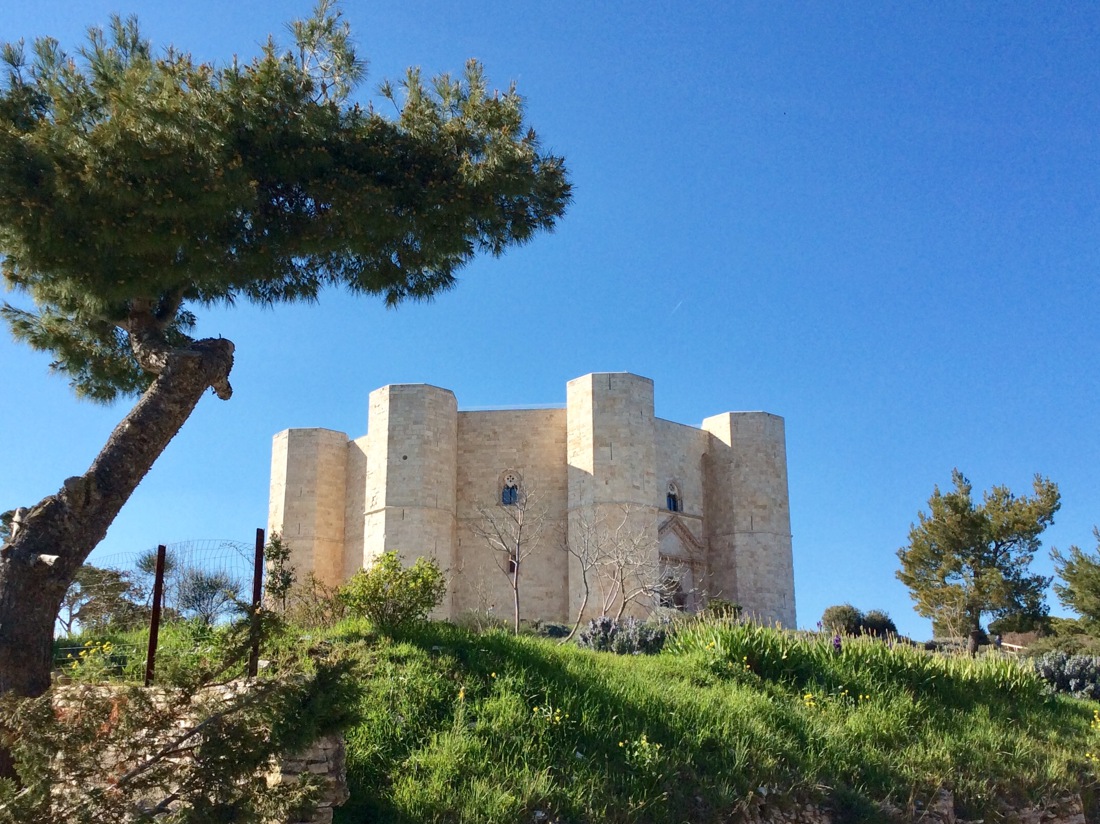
[[0, 337, 234, 699]]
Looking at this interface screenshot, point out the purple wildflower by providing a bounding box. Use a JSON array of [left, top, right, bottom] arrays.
[[832, 633, 842, 653]]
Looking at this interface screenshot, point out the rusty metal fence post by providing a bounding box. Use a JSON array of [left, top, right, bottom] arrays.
[[248, 528, 265, 678], [144, 544, 167, 686]]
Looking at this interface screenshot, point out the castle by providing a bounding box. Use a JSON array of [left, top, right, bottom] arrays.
[[267, 372, 796, 626]]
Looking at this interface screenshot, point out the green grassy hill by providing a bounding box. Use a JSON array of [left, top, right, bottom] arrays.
[[321, 618, 1098, 823]]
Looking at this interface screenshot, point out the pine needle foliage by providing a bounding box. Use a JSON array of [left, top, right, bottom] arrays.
[[1052, 528, 1100, 626], [0, 1, 567, 700], [896, 470, 1059, 634], [0, 1, 571, 401]]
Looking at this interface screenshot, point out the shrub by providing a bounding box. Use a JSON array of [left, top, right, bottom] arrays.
[[286, 573, 347, 629], [339, 552, 446, 630], [821, 604, 863, 635], [576, 616, 666, 655], [535, 622, 572, 639], [704, 598, 742, 620], [577, 615, 617, 652], [1032, 651, 1100, 699], [1026, 631, 1100, 657], [861, 609, 897, 638], [820, 605, 897, 638]]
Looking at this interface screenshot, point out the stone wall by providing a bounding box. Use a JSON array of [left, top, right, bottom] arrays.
[[343, 435, 369, 580], [703, 411, 797, 627], [269, 428, 349, 588], [51, 683, 349, 824], [566, 373, 659, 620], [270, 733, 349, 824], [453, 408, 569, 620], [363, 384, 459, 618]]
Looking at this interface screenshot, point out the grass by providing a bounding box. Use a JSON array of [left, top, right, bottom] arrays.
[[54, 616, 1100, 823], [54, 618, 251, 683], [320, 618, 1099, 823]]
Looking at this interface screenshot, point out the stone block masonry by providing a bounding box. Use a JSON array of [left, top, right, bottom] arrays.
[[269, 372, 798, 627], [274, 733, 349, 824], [51, 683, 348, 824]]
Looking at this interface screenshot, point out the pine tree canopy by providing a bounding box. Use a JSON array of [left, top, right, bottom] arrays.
[[0, 2, 567, 704], [0, 2, 571, 401], [896, 469, 1058, 634], [1052, 528, 1100, 625]]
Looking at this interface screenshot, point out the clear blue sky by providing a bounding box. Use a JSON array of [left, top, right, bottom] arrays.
[[1, 1, 1097, 639]]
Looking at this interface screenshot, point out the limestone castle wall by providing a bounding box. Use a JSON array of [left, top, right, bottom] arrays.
[[268, 372, 797, 627], [654, 418, 710, 610], [361, 384, 458, 616], [343, 436, 368, 582], [566, 373, 658, 619], [453, 408, 568, 621]]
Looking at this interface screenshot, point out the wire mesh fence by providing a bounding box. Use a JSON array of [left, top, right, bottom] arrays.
[[54, 537, 261, 677]]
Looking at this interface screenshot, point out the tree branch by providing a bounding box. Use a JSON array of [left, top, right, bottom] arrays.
[[125, 298, 177, 374]]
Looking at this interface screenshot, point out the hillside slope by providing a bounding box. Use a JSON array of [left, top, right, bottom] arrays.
[[325, 619, 1097, 823]]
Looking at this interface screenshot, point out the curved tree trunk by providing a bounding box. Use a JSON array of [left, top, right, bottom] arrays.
[[0, 337, 234, 699], [563, 580, 590, 643]]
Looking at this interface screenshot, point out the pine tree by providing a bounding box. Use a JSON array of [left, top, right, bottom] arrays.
[[896, 469, 1058, 634], [0, 1, 570, 699], [1051, 528, 1100, 626]]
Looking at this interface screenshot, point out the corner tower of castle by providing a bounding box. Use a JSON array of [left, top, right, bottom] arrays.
[[566, 373, 659, 619], [268, 372, 796, 627], [702, 412, 796, 626]]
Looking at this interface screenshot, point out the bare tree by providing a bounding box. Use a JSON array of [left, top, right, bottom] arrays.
[[452, 557, 506, 632], [564, 503, 685, 632], [561, 506, 609, 640], [930, 592, 973, 641], [593, 505, 670, 620], [469, 482, 547, 634]]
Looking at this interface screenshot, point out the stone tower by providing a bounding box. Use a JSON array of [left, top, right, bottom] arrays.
[[268, 428, 349, 587], [566, 373, 660, 619], [702, 412, 796, 626], [360, 384, 459, 615]]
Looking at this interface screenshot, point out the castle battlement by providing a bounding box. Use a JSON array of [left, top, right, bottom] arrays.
[[268, 372, 796, 626]]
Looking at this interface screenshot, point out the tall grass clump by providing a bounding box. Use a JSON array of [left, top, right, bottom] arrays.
[[667, 619, 1047, 715]]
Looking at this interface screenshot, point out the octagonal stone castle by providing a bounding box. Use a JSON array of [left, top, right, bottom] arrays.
[[268, 372, 796, 626]]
